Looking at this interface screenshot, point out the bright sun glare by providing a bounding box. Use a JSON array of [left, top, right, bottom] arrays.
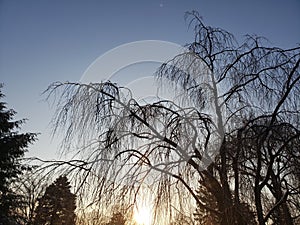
[[134, 205, 152, 225]]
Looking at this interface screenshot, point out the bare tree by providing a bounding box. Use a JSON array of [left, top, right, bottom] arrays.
[[233, 117, 300, 224], [45, 11, 300, 225], [13, 169, 47, 225], [157, 11, 300, 224]]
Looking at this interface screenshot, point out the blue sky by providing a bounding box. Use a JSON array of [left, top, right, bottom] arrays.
[[0, 0, 299, 160]]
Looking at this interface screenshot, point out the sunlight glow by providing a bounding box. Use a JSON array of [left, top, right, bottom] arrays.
[[134, 205, 152, 225]]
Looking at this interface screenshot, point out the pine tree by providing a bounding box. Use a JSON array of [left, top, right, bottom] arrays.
[[33, 175, 76, 225], [0, 84, 37, 225], [194, 184, 219, 225], [194, 180, 256, 225]]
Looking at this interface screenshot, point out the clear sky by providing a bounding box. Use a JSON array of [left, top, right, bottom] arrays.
[[1, 0, 299, 160]]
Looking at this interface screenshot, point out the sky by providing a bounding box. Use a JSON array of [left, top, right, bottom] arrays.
[[0, 0, 299, 160]]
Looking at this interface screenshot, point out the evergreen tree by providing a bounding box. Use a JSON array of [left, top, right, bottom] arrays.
[[0, 84, 37, 225], [194, 178, 256, 225], [33, 175, 76, 225], [194, 183, 219, 225]]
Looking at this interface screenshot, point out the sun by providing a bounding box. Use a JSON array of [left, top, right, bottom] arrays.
[[133, 205, 152, 225]]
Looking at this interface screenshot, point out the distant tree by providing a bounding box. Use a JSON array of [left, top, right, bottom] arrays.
[[13, 170, 47, 225], [76, 210, 107, 225], [105, 204, 134, 225], [0, 84, 37, 225], [33, 175, 76, 225]]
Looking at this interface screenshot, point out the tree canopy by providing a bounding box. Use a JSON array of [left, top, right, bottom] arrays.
[[45, 11, 300, 225]]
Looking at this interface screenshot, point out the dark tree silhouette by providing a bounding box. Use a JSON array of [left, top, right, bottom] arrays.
[[45, 11, 300, 225], [0, 84, 37, 225], [194, 182, 220, 225], [13, 170, 47, 225], [33, 175, 76, 225], [157, 11, 300, 224], [231, 118, 300, 225]]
